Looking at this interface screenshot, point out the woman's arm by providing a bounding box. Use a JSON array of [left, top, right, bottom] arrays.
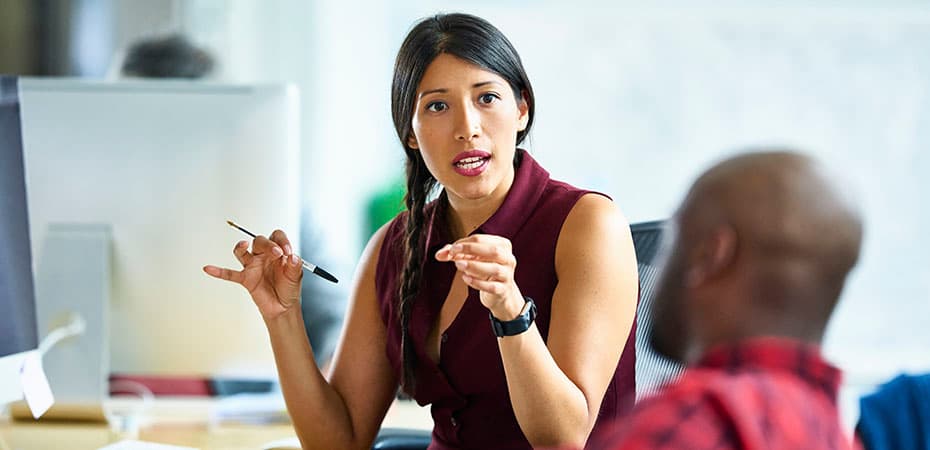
[[207, 224, 399, 450], [275, 223, 399, 450], [440, 194, 638, 447]]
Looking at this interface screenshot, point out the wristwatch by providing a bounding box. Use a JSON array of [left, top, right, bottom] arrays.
[[490, 297, 537, 337]]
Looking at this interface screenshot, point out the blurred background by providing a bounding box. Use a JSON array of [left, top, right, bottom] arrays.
[[2, 0, 928, 429]]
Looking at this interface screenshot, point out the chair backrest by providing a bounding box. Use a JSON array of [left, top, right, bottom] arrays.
[[630, 220, 685, 401]]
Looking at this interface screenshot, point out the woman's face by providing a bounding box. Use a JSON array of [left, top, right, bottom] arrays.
[[408, 53, 529, 206]]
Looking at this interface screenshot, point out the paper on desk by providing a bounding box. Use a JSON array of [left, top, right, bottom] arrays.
[[210, 392, 290, 425], [98, 440, 199, 450], [19, 351, 54, 418]]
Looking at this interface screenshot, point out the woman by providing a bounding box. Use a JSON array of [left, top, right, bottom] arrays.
[[204, 13, 638, 450]]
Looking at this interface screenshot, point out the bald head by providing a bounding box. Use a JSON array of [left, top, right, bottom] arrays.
[[651, 150, 863, 363], [685, 151, 862, 278]]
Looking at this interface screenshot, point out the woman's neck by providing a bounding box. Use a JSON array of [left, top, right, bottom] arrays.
[[446, 195, 502, 240], [445, 170, 515, 241]]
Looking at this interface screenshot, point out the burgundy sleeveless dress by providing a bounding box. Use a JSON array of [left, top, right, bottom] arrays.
[[375, 150, 636, 449]]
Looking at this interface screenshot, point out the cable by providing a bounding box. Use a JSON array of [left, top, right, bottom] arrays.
[[109, 380, 155, 409], [108, 379, 155, 441], [38, 313, 86, 356]]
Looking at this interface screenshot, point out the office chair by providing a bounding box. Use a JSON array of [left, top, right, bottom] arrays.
[[265, 221, 683, 450], [629, 220, 685, 401], [262, 428, 433, 450]]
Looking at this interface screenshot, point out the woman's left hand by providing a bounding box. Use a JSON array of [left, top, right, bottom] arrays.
[[435, 234, 526, 320]]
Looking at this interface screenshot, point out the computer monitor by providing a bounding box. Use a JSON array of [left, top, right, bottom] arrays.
[[0, 76, 40, 406], [18, 79, 300, 381]]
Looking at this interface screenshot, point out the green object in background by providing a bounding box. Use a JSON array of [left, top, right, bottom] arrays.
[[364, 176, 406, 243]]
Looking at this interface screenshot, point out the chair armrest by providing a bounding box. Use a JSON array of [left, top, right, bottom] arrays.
[[372, 427, 431, 450]]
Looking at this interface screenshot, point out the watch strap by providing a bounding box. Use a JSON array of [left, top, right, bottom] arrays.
[[490, 297, 537, 337]]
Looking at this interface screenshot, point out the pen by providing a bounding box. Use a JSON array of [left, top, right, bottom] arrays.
[[226, 220, 339, 284]]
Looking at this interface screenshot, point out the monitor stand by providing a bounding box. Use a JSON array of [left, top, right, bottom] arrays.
[[12, 224, 111, 422]]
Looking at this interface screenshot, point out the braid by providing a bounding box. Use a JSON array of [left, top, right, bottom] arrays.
[[398, 154, 436, 395]]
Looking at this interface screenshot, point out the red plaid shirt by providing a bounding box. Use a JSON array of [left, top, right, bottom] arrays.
[[588, 337, 857, 450]]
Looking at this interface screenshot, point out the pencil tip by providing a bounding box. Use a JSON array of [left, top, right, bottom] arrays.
[[226, 220, 236, 228]]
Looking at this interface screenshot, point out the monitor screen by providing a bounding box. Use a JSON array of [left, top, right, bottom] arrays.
[[0, 76, 40, 405], [18, 79, 300, 379]]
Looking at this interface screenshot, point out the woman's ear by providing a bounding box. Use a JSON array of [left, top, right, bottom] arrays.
[[407, 132, 419, 150], [516, 93, 529, 132]]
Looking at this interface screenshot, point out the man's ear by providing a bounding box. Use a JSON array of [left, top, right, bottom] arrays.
[[516, 93, 529, 132], [407, 132, 419, 150], [684, 224, 737, 287]]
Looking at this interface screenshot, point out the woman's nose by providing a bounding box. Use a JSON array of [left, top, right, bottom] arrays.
[[454, 104, 481, 141]]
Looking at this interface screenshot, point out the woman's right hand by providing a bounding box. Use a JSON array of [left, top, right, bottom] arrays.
[[203, 229, 303, 321]]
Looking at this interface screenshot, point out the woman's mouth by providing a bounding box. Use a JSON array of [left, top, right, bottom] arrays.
[[452, 151, 491, 177]]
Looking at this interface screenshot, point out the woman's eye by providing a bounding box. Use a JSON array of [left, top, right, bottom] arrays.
[[426, 101, 447, 112], [478, 93, 500, 104]]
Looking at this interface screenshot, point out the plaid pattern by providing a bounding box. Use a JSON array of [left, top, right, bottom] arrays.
[[589, 337, 857, 450]]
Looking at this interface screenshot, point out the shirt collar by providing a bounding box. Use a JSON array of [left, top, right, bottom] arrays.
[[423, 149, 549, 252], [697, 336, 843, 397]]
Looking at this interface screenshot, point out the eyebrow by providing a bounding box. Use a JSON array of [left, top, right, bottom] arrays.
[[418, 81, 503, 99]]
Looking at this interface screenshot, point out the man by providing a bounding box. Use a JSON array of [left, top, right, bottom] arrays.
[[118, 34, 215, 79], [593, 150, 862, 449]]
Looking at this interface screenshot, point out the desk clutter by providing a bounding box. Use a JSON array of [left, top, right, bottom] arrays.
[[110, 375, 275, 398], [2, 396, 298, 450]]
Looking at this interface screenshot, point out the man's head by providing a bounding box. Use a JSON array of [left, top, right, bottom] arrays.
[[650, 150, 863, 363], [120, 34, 215, 79]]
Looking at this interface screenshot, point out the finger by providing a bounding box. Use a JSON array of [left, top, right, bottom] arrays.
[[461, 274, 509, 296], [203, 265, 246, 284], [269, 229, 294, 256], [282, 253, 304, 283], [435, 244, 453, 261], [252, 235, 284, 258], [454, 259, 509, 282], [233, 240, 254, 266], [454, 234, 512, 247], [437, 244, 479, 261], [450, 242, 513, 264]]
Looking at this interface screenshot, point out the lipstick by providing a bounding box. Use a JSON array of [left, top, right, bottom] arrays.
[[452, 150, 491, 177]]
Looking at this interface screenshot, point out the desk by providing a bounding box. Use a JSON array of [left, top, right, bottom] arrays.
[[1, 397, 432, 450]]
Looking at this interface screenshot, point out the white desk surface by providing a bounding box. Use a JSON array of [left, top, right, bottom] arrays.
[[1, 396, 432, 450]]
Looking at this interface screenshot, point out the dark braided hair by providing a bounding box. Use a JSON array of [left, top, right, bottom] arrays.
[[390, 13, 535, 395]]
